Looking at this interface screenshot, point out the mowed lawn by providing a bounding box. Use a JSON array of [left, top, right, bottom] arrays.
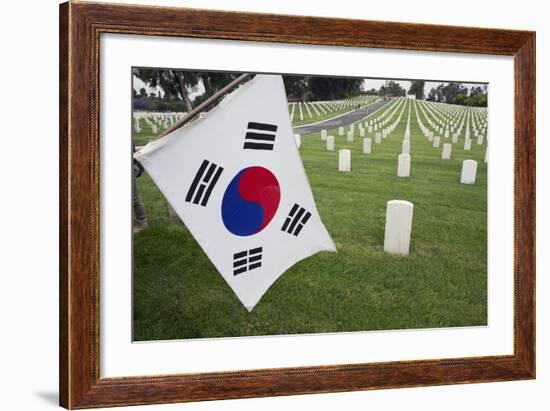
[[133, 99, 487, 341]]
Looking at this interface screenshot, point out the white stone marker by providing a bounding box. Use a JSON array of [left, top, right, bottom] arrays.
[[442, 143, 452, 160], [375, 132, 382, 144], [338, 126, 344, 136], [321, 129, 327, 140], [363, 138, 372, 154], [294, 134, 301, 149], [347, 130, 354, 142], [477, 134, 484, 145], [452, 133, 458, 144], [360, 128, 365, 137], [433, 136, 441, 148], [397, 153, 411, 177], [338, 149, 351, 172], [383, 200, 414, 256], [464, 138, 472, 151], [402, 140, 410, 155], [484, 148, 488, 163], [326, 135, 335, 151], [151, 124, 158, 134], [460, 160, 478, 184], [368, 125, 373, 133]]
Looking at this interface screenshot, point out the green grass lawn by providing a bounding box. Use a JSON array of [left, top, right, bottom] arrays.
[[133, 98, 487, 341]]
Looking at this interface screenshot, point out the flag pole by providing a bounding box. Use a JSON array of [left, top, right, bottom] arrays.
[[154, 73, 253, 140]]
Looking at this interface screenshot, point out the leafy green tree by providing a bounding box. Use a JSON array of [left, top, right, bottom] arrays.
[[283, 76, 308, 100], [379, 80, 406, 97], [133, 68, 199, 111], [408, 80, 425, 100]]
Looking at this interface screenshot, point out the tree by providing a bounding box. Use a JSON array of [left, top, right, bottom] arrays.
[[282, 76, 363, 101], [133, 68, 199, 112], [408, 80, 425, 100], [308, 77, 363, 100], [426, 87, 437, 101], [199, 72, 240, 99], [425, 82, 487, 107], [283, 76, 308, 100], [379, 80, 406, 97], [139, 88, 147, 98]]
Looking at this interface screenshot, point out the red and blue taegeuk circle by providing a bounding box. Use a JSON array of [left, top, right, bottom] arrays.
[[221, 166, 281, 236]]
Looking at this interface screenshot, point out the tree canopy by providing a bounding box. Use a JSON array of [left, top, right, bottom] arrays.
[[407, 80, 425, 100], [379, 81, 407, 97], [426, 82, 487, 107], [132, 68, 240, 111], [283, 76, 363, 101]]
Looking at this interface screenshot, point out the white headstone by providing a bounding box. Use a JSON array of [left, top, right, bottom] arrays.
[[360, 128, 365, 137], [484, 148, 488, 163], [442, 143, 452, 160], [460, 160, 478, 184], [294, 134, 301, 149], [383, 200, 414, 256], [375, 132, 382, 144], [477, 134, 484, 145], [347, 130, 354, 142], [464, 138, 472, 151], [397, 153, 411, 177], [151, 124, 158, 134], [452, 133, 458, 144], [363, 138, 372, 154], [338, 149, 351, 172], [338, 126, 344, 136], [321, 129, 327, 140], [326, 135, 335, 151], [433, 136, 440, 148], [368, 125, 373, 133], [402, 140, 410, 155]]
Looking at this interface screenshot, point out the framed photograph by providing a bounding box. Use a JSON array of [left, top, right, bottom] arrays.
[[59, 1, 535, 409]]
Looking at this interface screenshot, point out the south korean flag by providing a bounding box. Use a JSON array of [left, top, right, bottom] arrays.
[[135, 74, 336, 311]]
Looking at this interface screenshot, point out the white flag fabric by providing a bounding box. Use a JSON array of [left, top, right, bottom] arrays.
[[135, 74, 336, 311]]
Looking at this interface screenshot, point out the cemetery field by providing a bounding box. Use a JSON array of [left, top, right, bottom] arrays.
[[288, 96, 377, 127], [133, 98, 488, 341]]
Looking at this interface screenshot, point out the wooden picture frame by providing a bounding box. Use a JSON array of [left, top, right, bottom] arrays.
[[59, 1, 535, 408]]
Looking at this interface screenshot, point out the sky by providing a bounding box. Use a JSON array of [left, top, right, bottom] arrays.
[[133, 74, 486, 101]]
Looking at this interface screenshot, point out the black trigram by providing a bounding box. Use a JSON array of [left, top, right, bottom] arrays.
[[281, 204, 312, 236], [185, 159, 223, 207], [243, 122, 277, 151], [233, 247, 263, 276]]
